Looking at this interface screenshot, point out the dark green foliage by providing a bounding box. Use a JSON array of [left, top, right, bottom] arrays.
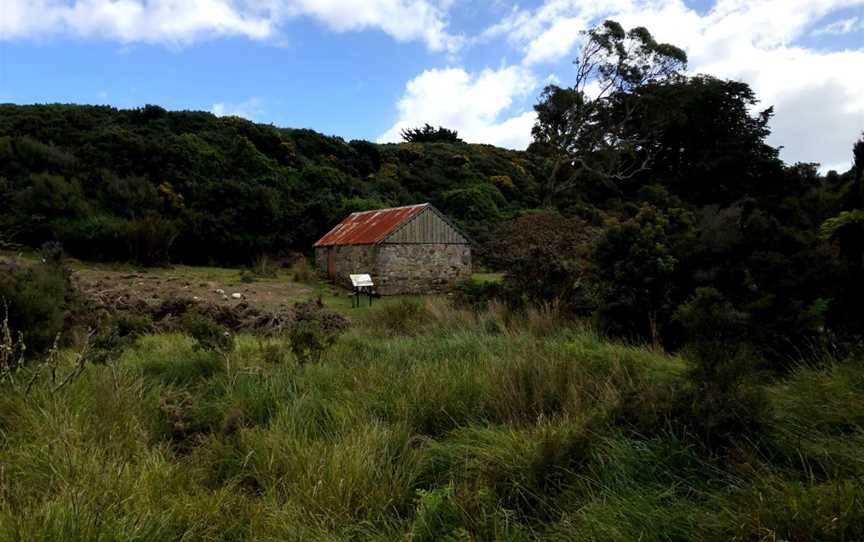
[[593, 204, 695, 345], [531, 20, 687, 207], [180, 311, 234, 353], [615, 288, 768, 451], [283, 299, 348, 365], [504, 19, 863, 360], [0, 104, 537, 265], [452, 281, 502, 312], [401, 124, 463, 144], [676, 287, 752, 387], [51, 214, 130, 261], [128, 215, 178, 266], [487, 211, 600, 312], [0, 245, 68, 353], [90, 312, 154, 363], [91, 313, 154, 363], [288, 320, 335, 365]]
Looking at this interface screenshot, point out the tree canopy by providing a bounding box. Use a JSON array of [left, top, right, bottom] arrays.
[[400, 124, 463, 144]]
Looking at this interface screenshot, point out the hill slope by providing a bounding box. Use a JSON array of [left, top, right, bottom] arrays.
[[0, 104, 542, 263]]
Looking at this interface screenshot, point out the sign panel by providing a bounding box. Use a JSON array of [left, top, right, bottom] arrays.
[[350, 274, 374, 288]]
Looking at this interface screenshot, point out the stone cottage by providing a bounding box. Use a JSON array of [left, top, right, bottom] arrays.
[[313, 203, 472, 295]]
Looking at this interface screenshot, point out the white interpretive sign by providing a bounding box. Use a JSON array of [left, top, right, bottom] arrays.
[[350, 274, 374, 288]]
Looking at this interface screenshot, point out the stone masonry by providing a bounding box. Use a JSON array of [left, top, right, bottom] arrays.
[[374, 243, 471, 295], [315, 243, 471, 295]]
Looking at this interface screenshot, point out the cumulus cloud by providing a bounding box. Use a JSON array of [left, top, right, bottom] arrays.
[[212, 97, 265, 120], [269, 0, 462, 52], [378, 66, 539, 149], [478, 0, 864, 168], [0, 0, 274, 44], [0, 0, 461, 51]]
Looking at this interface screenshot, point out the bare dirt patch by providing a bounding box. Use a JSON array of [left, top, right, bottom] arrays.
[[68, 265, 335, 334], [72, 265, 315, 314]]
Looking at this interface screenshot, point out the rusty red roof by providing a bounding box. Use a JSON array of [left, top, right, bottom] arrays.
[[314, 203, 429, 247]]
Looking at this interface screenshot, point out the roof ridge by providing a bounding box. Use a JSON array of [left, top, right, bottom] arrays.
[[351, 202, 428, 215]]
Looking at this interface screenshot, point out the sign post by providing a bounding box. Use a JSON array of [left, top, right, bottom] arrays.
[[349, 274, 374, 308]]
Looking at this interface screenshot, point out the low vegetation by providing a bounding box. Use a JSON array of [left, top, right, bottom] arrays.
[[0, 294, 861, 541]]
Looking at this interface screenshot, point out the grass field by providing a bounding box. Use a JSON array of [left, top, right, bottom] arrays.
[[1, 262, 863, 541]]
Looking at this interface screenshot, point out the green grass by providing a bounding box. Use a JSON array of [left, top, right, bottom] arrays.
[[1, 300, 862, 541], [472, 273, 504, 284]]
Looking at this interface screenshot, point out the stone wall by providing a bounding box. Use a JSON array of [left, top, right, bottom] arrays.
[[375, 243, 472, 295], [313, 247, 327, 275], [315, 245, 378, 289]]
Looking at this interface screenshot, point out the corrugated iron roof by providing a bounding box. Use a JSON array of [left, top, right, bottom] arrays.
[[314, 203, 430, 247]]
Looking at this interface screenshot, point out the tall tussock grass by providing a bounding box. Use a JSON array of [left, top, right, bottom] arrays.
[[360, 297, 574, 339], [1, 298, 862, 541]]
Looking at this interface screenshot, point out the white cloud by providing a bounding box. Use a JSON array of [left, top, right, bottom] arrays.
[[212, 97, 265, 120], [0, 0, 461, 51], [0, 0, 274, 44], [269, 0, 462, 52], [378, 66, 539, 149], [479, 0, 864, 168], [522, 16, 585, 65]]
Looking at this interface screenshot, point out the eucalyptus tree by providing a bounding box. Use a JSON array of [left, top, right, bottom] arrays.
[[531, 20, 687, 206]]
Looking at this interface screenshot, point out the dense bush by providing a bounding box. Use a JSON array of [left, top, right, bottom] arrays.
[[180, 311, 234, 353], [487, 211, 600, 314], [287, 299, 348, 364], [0, 245, 69, 352], [128, 214, 179, 266], [0, 104, 539, 266]]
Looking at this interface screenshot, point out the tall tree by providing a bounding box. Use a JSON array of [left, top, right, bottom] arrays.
[[532, 20, 687, 206]]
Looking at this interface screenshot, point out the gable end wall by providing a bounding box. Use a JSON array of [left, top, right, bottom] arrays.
[[383, 207, 467, 244]]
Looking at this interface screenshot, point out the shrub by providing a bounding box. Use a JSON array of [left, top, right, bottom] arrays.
[[488, 211, 600, 315], [91, 313, 154, 363], [286, 299, 348, 364], [593, 204, 696, 346], [289, 257, 314, 283], [614, 288, 768, 452], [50, 214, 130, 261], [288, 320, 335, 365], [0, 245, 68, 353], [128, 214, 178, 267], [675, 287, 752, 389], [258, 339, 291, 365], [180, 311, 234, 353], [452, 280, 501, 312], [251, 253, 278, 278]]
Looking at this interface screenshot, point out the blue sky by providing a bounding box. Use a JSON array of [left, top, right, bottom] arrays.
[[1, 1, 863, 171]]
